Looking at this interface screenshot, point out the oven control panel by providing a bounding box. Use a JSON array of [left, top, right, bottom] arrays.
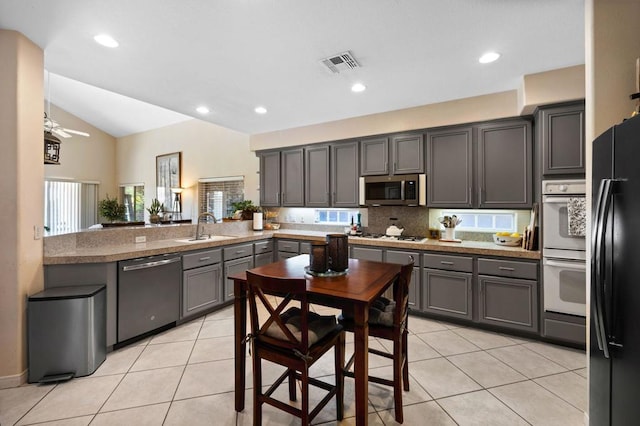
[[542, 179, 585, 195]]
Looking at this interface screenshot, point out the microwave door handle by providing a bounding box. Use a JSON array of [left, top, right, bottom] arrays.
[[400, 180, 405, 200]]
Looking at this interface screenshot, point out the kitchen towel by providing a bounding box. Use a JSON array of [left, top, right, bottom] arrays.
[[567, 197, 586, 237]]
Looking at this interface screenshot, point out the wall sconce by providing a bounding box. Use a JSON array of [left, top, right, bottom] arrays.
[[170, 187, 183, 220], [44, 131, 61, 165]]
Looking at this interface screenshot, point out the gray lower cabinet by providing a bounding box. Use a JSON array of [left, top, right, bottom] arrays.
[[385, 250, 420, 309], [422, 253, 473, 320], [223, 243, 254, 301], [259, 151, 281, 206], [477, 275, 538, 332], [277, 240, 300, 260], [281, 148, 304, 206], [422, 269, 473, 320], [305, 145, 330, 207], [254, 240, 274, 267], [331, 141, 360, 207], [182, 249, 223, 318], [477, 119, 532, 208], [426, 126, 474, 207], [476, 257, 539, 333], [350, 246, 384, 262]]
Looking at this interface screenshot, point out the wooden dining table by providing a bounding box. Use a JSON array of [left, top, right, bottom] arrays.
[[230, 254, 402, 426]]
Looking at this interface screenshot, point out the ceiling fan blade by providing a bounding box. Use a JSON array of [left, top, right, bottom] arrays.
[[62, 128, 90, 137], [52, 128, 72, 138]]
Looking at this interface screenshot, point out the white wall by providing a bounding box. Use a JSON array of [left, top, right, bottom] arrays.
[[116, 119, 257, 221]]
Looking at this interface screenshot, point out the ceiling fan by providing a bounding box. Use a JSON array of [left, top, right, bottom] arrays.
[[43, 70, 90, 139], [44, 112, 90, 139]]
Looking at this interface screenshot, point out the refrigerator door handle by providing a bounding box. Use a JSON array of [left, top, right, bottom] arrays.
[[592, 178, 612, 358]]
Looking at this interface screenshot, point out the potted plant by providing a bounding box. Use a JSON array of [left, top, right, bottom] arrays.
[[147, 198, 164, 224], [98, 194, 125, 223], [231, 200, 260, 220]]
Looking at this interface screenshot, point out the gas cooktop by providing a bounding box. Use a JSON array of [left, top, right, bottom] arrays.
[[357, 233, 427, 242]]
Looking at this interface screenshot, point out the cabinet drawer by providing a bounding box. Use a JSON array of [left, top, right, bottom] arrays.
[[386, 250, 418, 265], [299, 242, 311, 254], [477, 258, 537, 280], [255, 252, 274, 267], [223, 243, 253, 261], [277, 240, 299, 253], [423, 253, 473, 272], [254, 240, 273, 254], [351, 246, 383, 262], [183, 249, 222, 270]]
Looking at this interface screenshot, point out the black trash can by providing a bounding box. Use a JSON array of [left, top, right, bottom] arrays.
[[28, 285, 106, 383]]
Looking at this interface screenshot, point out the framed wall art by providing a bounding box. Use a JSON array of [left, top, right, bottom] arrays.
[[156, 151, 181, 209]]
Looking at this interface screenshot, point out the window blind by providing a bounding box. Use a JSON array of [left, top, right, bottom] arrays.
[[198, 176, 244, 220], [45, 179, 99, 235]]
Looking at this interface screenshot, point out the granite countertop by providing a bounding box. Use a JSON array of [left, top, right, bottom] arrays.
[[44, 228, 540, 265]]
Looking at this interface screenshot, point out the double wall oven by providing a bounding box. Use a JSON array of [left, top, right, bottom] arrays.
[[542, 179, 586, 317]]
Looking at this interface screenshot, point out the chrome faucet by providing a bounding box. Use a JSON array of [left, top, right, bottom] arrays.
[[195, 212, 217, 240]]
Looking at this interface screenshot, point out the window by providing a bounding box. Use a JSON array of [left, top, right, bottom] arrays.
[[314, 209, 360, 225], [441, 210, 516, 233], [119, 184, 145, 222], [44, 179, 98, 235], [198, 176, 244, 220]]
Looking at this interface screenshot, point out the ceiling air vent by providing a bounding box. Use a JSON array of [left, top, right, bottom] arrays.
[[320, 51, 360, 74]]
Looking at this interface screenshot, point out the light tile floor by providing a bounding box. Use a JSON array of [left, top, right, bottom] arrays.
[[0, 305, 587, 425]]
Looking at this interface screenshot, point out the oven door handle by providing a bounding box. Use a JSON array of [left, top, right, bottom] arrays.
[[543, 259, 586, 271], [542, 196, 579, 204], [592, 178, 614, 358]]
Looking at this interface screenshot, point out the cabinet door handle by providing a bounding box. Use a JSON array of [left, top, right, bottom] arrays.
[[498, 266, 515, 271], [440, 261, 454, 265], [199, 256, 211, 261], [236, 250, 246, 255], [468, 187, 472, 205]]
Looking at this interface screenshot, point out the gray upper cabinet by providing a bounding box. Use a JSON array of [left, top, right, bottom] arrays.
[[538, 101, 585, 176], [360, 134, 424, 176], [477, 119, 532, 209], [391, 134, 424, 175], [360, 137, 389, 175], [259, 151, 281, 207], [281, 148, 304, 206], [331, 141, 360, 207], [426, 126, 474, 208], [305, 145, 330, 207]]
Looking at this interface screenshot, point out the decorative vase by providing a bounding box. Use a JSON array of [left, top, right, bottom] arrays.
[[150, 214, 160, 224]]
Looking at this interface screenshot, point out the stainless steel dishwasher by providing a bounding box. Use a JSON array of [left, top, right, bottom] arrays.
[[118, 254, 181, 343]]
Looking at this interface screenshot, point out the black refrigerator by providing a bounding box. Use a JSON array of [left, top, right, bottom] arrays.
[[591, 114, 640, 425]]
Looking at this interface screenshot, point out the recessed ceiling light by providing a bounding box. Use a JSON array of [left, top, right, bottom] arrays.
[[93, 34, 119, 48], [196, 106, 210, 114], [479, 52, 500, 64], [351, 83, 367, 93], [255, 106, 267, 114]]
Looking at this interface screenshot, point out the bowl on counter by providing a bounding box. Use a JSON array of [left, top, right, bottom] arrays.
[[493, 234, 522, 247], [264, 222, 280, 230]]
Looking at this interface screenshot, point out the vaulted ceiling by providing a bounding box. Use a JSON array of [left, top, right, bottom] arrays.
[[0, 0, 584, 137]]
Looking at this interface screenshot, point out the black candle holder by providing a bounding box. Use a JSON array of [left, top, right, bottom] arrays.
[[310, 241, 329, 273], [327, 234, 349, 272]]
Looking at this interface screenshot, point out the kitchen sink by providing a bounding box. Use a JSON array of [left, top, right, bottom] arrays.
[[174, 235, 238, 243]]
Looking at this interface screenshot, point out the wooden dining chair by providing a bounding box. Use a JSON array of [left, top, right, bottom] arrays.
[[339, 259, 414, 423], [245, 270, 345, 425]]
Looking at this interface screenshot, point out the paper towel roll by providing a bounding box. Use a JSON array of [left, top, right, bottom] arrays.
[[253, 212, 263, 231]]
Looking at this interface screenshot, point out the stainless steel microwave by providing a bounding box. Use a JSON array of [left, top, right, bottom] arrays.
[[359, 174, 426, 206]]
